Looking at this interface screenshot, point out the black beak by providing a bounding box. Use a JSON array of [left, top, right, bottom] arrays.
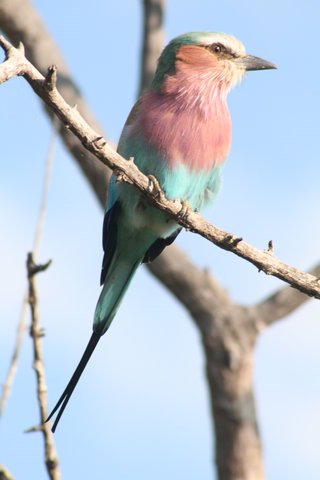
[[235, 54, 277, 71]]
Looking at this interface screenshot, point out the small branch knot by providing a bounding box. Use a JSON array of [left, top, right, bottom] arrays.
[[27, 252, 52, 278], [264, 239, 274, 255], [17, 41, 25, 55], [46, 458, 59, 472], [30, 325, 45, 338], [222, 234, 243, 247], [91, 135, 106, 148], [44, 65, 57, 91], [24, 423, 45, 434]]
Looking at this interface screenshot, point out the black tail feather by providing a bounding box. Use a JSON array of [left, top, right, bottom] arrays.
[[46, 328, 102, 432]]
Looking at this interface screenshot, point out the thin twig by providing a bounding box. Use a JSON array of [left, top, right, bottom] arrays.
[[0, 291, 28, 418], [0, 121, 57, 419], [33, 119, 56, 255], [26, 253, 60, 480], [0, 36, 318, 300]]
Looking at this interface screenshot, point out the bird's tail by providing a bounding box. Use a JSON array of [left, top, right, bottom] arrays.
[[46, 328, 102, 432], [46, 253, 141, 432], [93, 252, 142, 334]]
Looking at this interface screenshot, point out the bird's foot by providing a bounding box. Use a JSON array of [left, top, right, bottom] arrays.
[[147, 175, 164, 199], [178, 200, 192, 221]]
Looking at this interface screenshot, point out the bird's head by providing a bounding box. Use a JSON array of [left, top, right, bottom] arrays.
[[152, 32, 276, 98]]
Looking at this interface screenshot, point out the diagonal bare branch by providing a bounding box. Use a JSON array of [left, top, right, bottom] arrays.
[[0, 36, 319, 301], [0, 0, 260, 326], [0, 0, 225, 307]]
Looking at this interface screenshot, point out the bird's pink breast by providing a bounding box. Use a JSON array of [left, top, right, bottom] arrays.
[[135, 87, 231, 171]]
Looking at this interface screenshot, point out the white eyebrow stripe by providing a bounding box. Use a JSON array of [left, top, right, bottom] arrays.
[[198, 33, 246, 56]]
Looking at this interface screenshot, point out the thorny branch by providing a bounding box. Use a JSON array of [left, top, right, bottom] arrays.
[[0, 35, 319, 301], [26, 253, 61, 480]]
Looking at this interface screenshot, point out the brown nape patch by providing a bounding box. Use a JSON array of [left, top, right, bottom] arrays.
[[176, 44, 219, 68]]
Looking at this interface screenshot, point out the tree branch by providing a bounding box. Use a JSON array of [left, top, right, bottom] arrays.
[[26, 253, 61, 480], [0, 35, 319, 301], [139, 0, 165, 95], [1, 0, 312, 316], [148, 245, 234, 334], [0, 292, 27, 418], [0, 0, 233, 352], [251, 263, 320, 327]]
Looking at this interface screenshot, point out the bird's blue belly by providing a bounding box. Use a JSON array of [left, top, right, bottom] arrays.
[[116, 133, 222, 238], [160, 162, 222, 211]]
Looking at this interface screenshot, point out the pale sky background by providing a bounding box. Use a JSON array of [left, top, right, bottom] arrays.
[[1, 1, 320, 479]]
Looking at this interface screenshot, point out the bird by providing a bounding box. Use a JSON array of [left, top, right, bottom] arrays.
[[47, 32, 276, 431]]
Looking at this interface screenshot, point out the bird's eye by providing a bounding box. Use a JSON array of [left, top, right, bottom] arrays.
[[207, 43, 229, 56], [209, 43, 226, 54]]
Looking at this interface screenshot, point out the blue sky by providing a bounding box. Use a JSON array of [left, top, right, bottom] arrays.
[[1, 1, 320, 479]]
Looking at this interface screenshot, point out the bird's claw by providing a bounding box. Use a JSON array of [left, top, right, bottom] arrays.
[[147, 175, 163, 199], [178, 200, 192, 221]]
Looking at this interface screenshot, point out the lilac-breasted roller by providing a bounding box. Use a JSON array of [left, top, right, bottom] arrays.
[[47, 32, 275, 431]]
